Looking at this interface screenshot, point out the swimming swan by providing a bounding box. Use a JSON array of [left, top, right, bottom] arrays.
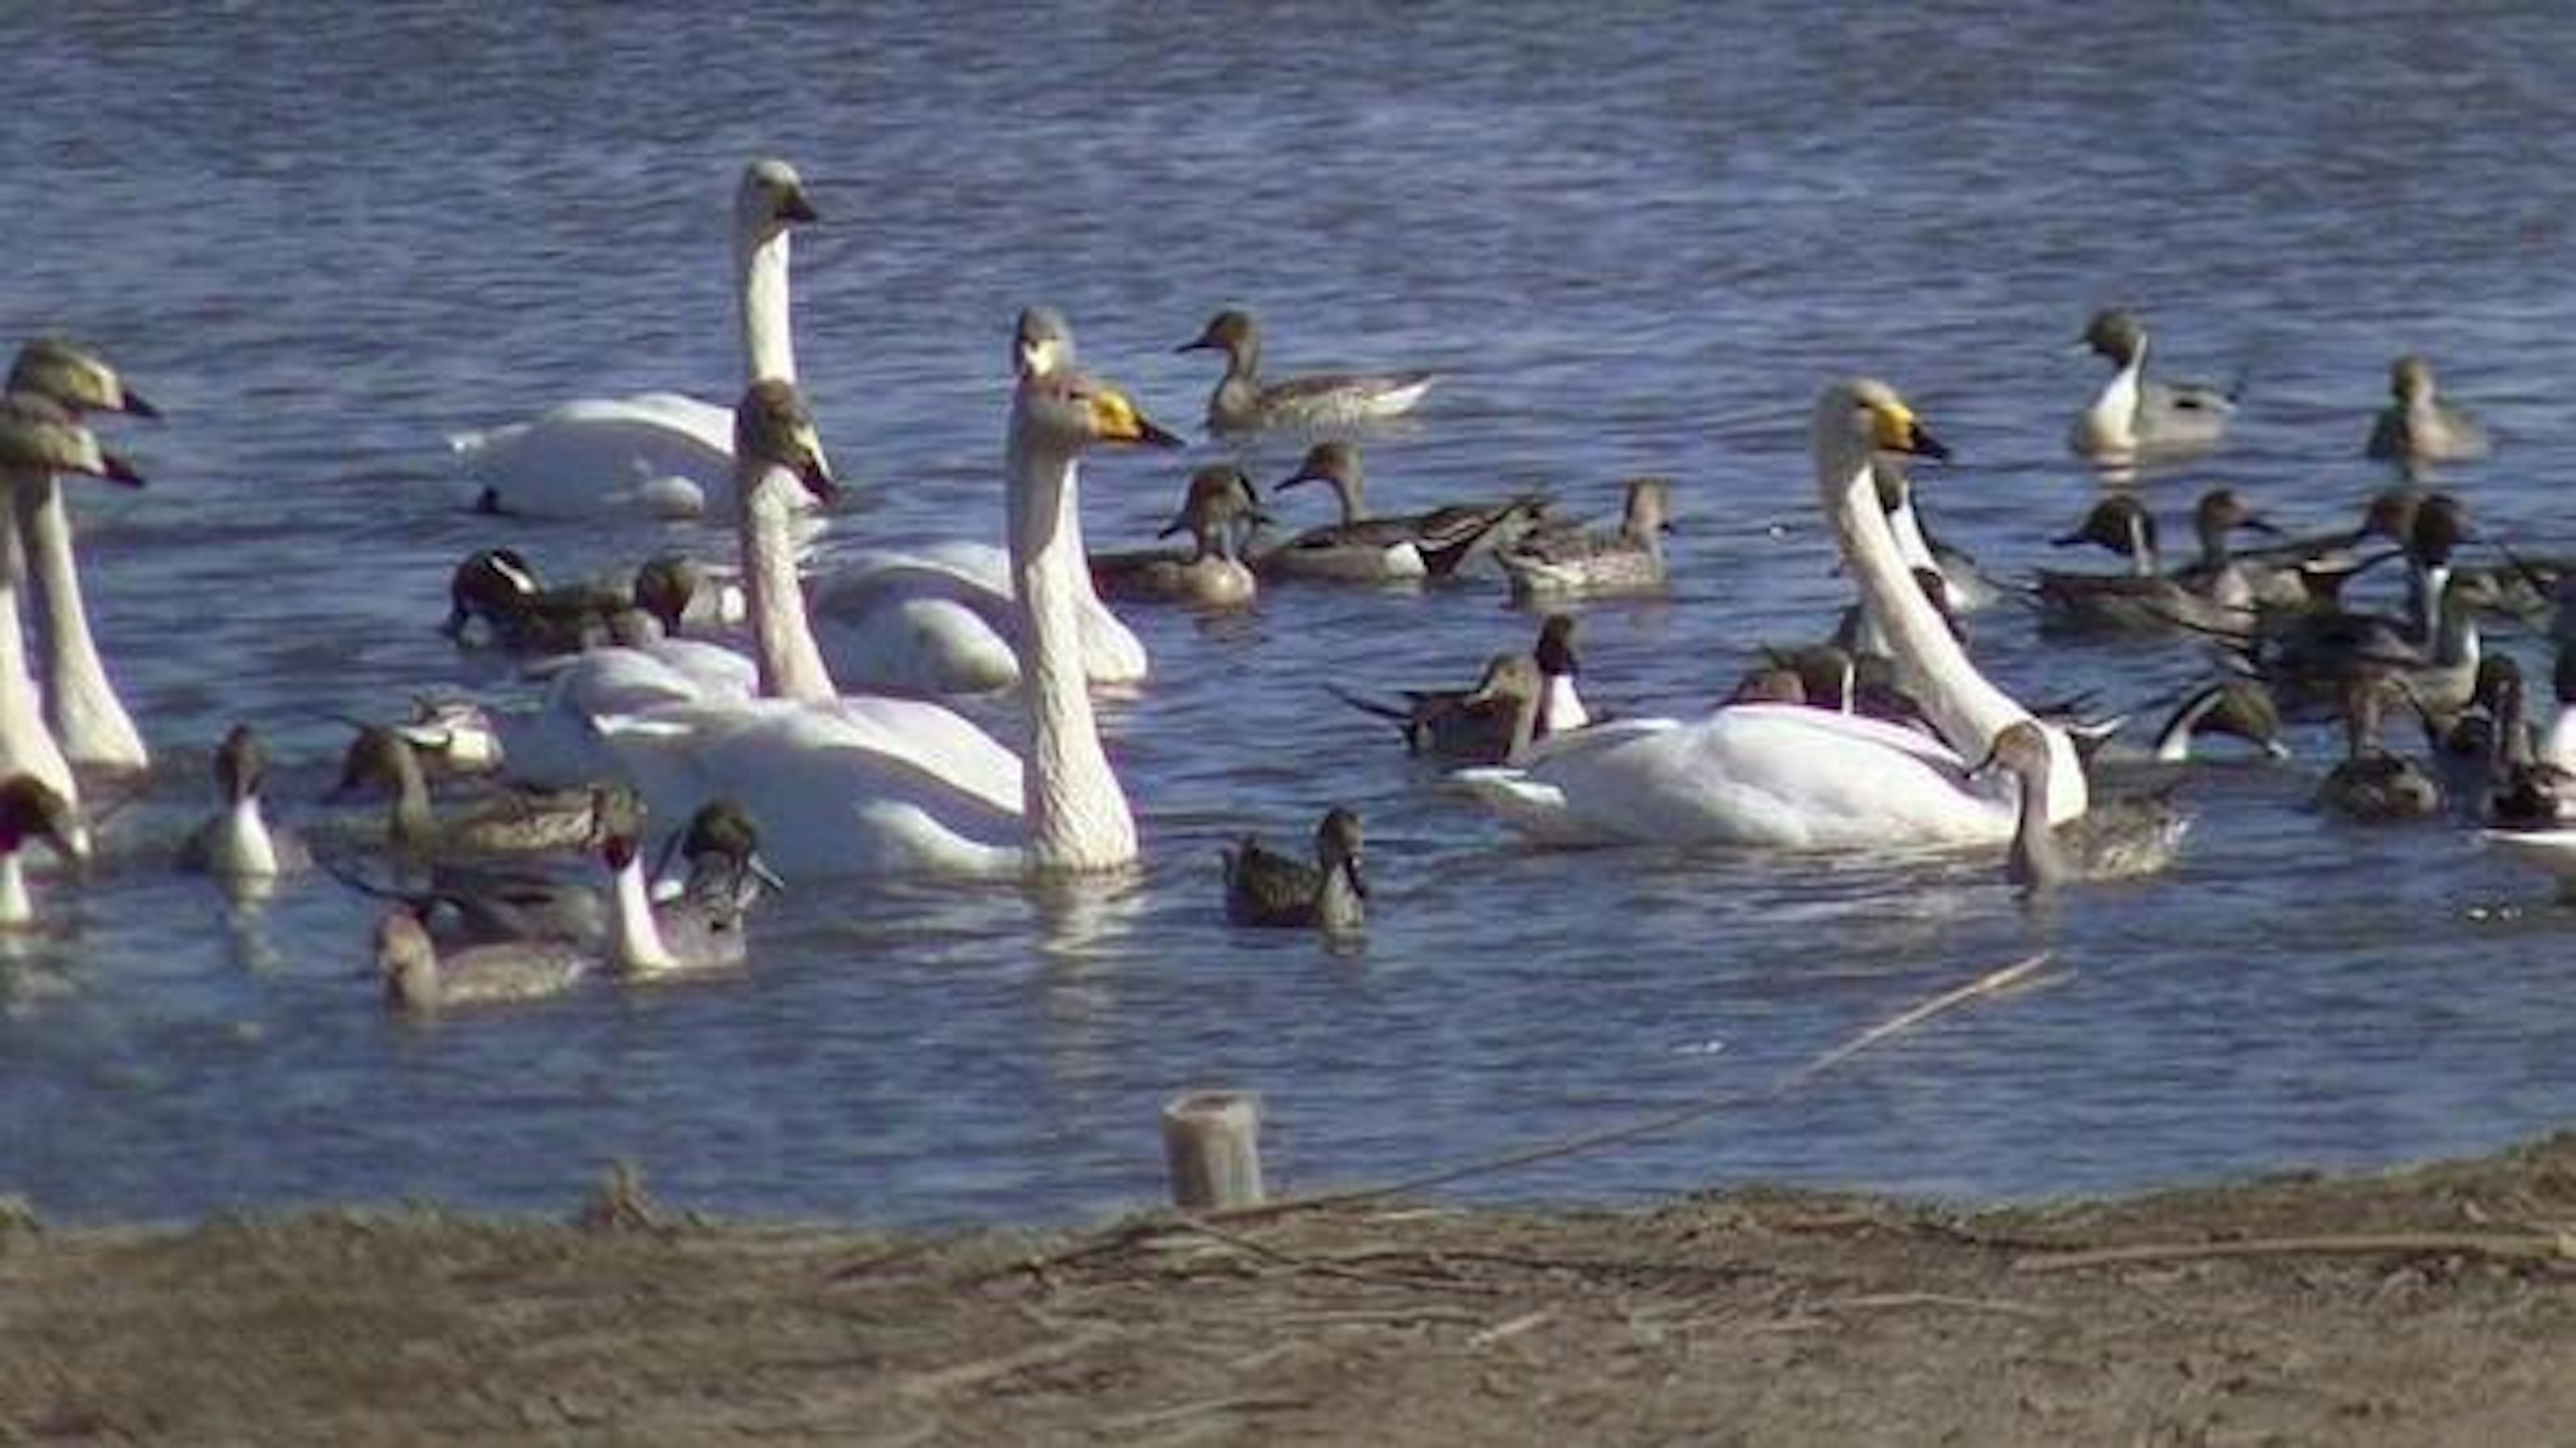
[[598, 358, 1181, 880], [0, 393, 143, 805], [449, 159, 820, 519], [1452, 379, 2086, 849], [804, 307, 1148, 694]]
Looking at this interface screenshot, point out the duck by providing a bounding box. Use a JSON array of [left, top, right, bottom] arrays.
[[180, 724, 311, 881], [603, 813, 756, 979], [0, 391, 144, 805], [1254, 441, 1544, 584], [2147, 678, 2291, 762], [0, 774, 89, 929], [5, 339, 158, 775], [1976, 720, 2186, 888], [2316, 676, 2443, 822], [2366, 354, 2489, 472], [374, 905, 590, 1014], [802, 307, 1148, 695], [441, 548, 647, 654], [1177, 309, 1436, 436], [1222, 807, 1367, 932], [1089, 465, 1263, 608], [2032, 490, 2273, 637], [2068, 308, 2237, 464], [592, 346, 1180, 880], [1454, 379, 2085, 849], [331, 725, 624, 862], [1494, 476, 1675, 601], [1332, 616, 1591, 763], [449, 158, 822, 519]]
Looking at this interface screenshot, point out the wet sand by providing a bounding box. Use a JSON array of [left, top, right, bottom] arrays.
[[5, 1133, 2576, 1444]]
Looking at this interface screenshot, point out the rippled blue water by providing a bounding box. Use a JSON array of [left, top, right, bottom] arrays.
[[2, 5, 2573, 1226]]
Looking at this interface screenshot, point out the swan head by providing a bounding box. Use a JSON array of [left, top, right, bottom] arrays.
[[736, 158, 818, 238], [1815, 379, 1949, 480], [1315, 807, 1366, 900], [0, 393, 144, 485], [2390, 354, 2436, 403], [214, 723, 270, 806], [1013, 306, 1076, 380], [0, 774, 89, 868], [1157, 466, 1265, 541], [2078, 308, 2147, 367], [1014, 366, 1187, 453], [7, 338, 158, 419], [1177, 309, 1258, 366], [733, 378, 837, 502], [443, 547, 543, 638]]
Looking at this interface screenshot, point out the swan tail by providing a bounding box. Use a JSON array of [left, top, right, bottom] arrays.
[[1449, 766, 1578, 839]]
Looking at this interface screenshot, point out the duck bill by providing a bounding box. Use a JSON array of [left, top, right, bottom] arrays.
[[780, 193, 820, 225], [2238, 514, 2280, 535], [798, 458, 840, 504]]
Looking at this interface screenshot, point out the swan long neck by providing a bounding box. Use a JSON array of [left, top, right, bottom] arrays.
[[1008, 415, 1135, 872], [737, 223, 796, 384], [610, 851, 679, 974], [1824, 447, 2086, 823], [0, 470, 74, 805], [739, 464, 835, 703], [15, 473, 146, 771]]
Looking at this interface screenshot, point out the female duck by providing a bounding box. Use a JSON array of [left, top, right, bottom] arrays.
[[2366, 354, 2489, 472], [1223, 807, 1366, 931], [596, 355, 1181, 880], [375, 906, 590, 1013], [2068, 308, 2237, 464], [1456, 380, 2085, 849], [333, 725, 622, 862], [1258, 441, 1544, 584], [2317, 676, 2443, 821], [1090, 465, 1263, 609], [1977, 720, 2186, 888], [1178, 309, 1435, 436], [1495, 477, 1674, 601], [450, 159, 822, 519]]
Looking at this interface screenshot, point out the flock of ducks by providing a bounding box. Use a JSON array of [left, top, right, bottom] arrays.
[[8, 155, 2576, 1015]]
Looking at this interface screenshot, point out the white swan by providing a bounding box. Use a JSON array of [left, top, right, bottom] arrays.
[[803, 307, 1146, 694], [596, 361, 1179, 879], [1452, 378, 2087, 849], [0, 393, 143, 806], [6, 340, 158, 774], [450, 159, 820, 519]]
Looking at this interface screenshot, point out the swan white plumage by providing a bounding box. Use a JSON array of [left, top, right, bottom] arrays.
[[801, 307, 1147, 695], [1452, 378, 2088, 849], [0, 393, 145, 807], [596, 359, 1179, 879], [449, 159, 820, 519]]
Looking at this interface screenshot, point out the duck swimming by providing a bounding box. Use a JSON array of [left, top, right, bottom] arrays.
[[1090, 465, 1263, 609], [375, 905, 590, 1014], [2068, 308, 2238, 464], [1495, 477, 1674, 601], [1222, 807, 1366, 932], [1454, 379, 2085, 850], [0, 774, 89, 929], [181, 724, 311, 882], [2033, 489, 2275, 637], [1256, 441, 1546, 584], [1335, 615, 1591, 764], [2366, 354, 2489, 473], [449, 159, 823, 519], [1178, 309, 1436, 436], [1976, 720, 2186, 888]]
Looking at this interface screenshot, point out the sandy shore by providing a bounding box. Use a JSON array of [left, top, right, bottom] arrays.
[[5, 1133, 2576, 1444]]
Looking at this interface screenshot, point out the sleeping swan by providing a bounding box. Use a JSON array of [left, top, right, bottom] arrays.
[[450, 158, 822, 519], [1452, 378, 2086, 849], [598, 343, 1181, 879]]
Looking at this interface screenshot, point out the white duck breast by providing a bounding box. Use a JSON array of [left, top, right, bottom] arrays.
[[450, 158, 823, 519], [1454, 380, 2086, 849], [2068, 308, 2236, 464]]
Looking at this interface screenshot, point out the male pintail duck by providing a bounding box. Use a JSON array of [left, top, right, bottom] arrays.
[[606, 800, 772, 978], [1334, 617, 1590, 763], [1090, 465, 1263, 608], [1178, 309, 1435, 436], [2068, 308, 2238, 464], [1257, 441, 1546, 584], [1222, 806, 1366, 932], [2366, 354, 2489, 473], [181, 724, 311, 881], [2033, 489, 2274, 636], [1495, 476, 1674, 601]]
